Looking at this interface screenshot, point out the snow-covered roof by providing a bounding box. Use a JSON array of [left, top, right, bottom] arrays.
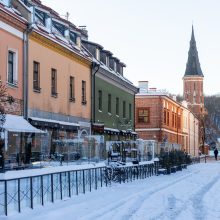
[[137, 88, 169, 96], [104, 127, 120, 132], [29, 117, 79, 127], [2, 114, 44, 133]]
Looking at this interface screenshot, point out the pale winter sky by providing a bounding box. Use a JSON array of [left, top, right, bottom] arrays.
[[42, 0, 220, 96]]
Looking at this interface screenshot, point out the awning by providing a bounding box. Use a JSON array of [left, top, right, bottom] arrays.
[[29, 117, 79, 131], [2, 114, 45, 133]]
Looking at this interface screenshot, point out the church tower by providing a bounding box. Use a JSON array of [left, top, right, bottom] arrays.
[[183, 26, 204, 117]]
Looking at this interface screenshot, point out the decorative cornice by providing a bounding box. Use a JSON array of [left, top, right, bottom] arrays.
[[30, 32, 91, 68]]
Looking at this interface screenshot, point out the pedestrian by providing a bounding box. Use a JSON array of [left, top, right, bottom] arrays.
[[214, 147, 218, 161]]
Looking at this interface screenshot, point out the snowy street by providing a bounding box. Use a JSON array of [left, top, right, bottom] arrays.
[[3, 161, 220, 220]]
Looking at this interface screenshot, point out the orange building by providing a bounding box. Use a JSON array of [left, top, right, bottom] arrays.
[[23, 1, 92, 155], [0, 2, 27, 115]]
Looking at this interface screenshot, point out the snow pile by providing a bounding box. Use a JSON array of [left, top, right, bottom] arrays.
[[0, 162, 105, 180], [2, 161, 220, 220]]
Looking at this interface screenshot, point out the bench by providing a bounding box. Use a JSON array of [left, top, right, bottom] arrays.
[[158, 168, 167, 175]]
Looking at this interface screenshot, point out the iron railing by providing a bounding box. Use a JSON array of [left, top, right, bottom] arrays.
[[0, 161, 159, 216]]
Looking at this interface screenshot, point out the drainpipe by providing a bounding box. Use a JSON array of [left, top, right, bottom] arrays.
[[91, 61, 100, 134], [133, 94, 136, 140], [23, 29, 28, 119], [23, 25, 33, 120], [159, 96, 162, 142]]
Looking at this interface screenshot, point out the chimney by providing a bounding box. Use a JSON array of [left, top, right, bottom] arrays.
[[173, 95, 177, 101], [138, 81, 148, 92]]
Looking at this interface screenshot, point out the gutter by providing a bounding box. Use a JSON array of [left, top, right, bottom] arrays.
[[23, 25, 33, 120], [91, 61, 100, 134]]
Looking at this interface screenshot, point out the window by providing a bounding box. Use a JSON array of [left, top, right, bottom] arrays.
[[172, 112, 175, 127], [51, 68, 57, 97], [129, 103, 132, 120], [164, 109, 166, 124], [116, 97, 119, 116], [137, 108, 150, 123], [175, 113, 177, 128], [98, 90, 102, 111], [69, 76, 75, 101], [82, 80, 86, 104], [33, 61, 40, 91], [108, 94, 111, 113], [7, 50, 17, 85], [177, 115, 181, 129], [167, 110, 170, 126], [123, 101, 126, 118]]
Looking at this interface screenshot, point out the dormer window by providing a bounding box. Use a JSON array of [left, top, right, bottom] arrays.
[[53, 21, 65, 36], [106, 56, 109, 67], [70, 32, 77, 44], [116, 63, 120, 73], [35, 8, 46, 25], [109, 58, 114, 70], [100, 51, 106, 65]]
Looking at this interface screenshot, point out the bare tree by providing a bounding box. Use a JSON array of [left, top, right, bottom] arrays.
[[0, 81, 7, 130]]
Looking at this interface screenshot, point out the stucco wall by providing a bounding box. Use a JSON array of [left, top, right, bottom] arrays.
[[95, 76, 134, 130], [0, 28, 23, 100], [28, 37, 91, 121]]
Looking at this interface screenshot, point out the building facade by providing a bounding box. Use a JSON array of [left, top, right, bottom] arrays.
[[0, 0, 45, 168], [0, 0, 27, 115], [82, 40, 139, 141], [135, 81, 199, 156], [19, 1, 93, 157]]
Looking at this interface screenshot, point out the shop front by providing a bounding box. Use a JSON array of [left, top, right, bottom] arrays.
[[0, 114, 45, 171]]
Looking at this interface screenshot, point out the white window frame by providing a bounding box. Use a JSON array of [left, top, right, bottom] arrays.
[[7, 48, 18, 86]]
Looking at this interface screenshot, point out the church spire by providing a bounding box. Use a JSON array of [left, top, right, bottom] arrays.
[[184, 26, 203, 77]]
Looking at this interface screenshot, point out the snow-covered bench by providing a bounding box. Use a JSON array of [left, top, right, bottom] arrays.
[[158, 168, 167, 175]]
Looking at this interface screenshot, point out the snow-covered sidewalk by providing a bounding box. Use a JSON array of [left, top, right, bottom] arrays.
[[3, 161, 220, 220]]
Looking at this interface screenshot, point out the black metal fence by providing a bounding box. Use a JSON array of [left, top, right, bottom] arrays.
[[104, 162, 159, 185], [0, 162, 159, 216]]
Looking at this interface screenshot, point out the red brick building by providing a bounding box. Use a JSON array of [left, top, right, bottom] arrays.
[[135, 81, 200, 156], [135, 82, 184, 147]]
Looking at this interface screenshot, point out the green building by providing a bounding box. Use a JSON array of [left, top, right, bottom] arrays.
[[82, 40, 139, 141]]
